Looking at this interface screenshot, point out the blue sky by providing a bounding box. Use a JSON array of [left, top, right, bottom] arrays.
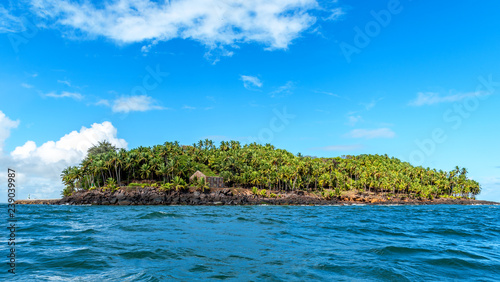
[[1, 0, 499, 202]]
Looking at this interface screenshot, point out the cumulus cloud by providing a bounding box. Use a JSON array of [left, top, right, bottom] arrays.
[[344, 128, 395, 139], [0, 110, 20, 152], [241, 75, 263, 90], [4, 121, 127, 200], [21, 83, 34, 88], [46, 91, 84, 100], [30, 0, 318, 51], [409, 91, 487, 106], [11, 121, 127, 164], [310, 144, 362, 151], [111, 95, 164, 113]]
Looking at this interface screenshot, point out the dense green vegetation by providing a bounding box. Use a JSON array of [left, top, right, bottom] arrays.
[[61, 139, 481, 199]]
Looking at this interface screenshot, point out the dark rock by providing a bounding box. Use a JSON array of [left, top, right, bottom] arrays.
[[118, 199, 131, 205]]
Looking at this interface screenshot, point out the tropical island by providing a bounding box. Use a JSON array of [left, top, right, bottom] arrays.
[[17, 140, 498, 205]]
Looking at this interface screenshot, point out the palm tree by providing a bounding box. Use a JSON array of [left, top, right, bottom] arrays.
[[60, 139, 481, 199], [140, 163, 151, 180], [157, 163, 169, 183], [172, 176, 186, 191], [197, 177, 209, 192]]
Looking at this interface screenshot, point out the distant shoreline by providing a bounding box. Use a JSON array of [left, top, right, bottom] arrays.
[[15, 187, 499, 206]]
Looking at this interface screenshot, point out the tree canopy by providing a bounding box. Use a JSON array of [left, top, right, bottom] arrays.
[[61, 139, 481, 199], [87, 140, 118, 157]]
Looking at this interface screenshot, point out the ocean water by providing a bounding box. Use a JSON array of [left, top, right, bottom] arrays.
[[2, 204, 500, 281]]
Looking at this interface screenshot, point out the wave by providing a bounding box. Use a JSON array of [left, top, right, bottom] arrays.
[[11, 205, 500, 281], [370, 245, 434, 256], [138, 211, 185, 219]]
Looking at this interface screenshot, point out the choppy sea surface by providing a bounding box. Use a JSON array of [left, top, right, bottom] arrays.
[[2, 204, 500, 281]]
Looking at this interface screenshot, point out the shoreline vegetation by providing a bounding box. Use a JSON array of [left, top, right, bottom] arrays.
[[19, 140, 497, 205]]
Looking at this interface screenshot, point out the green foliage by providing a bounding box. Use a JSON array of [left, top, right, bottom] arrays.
[[334, 187, 341, 197], [321, 190, 336, 200], [102, 178, 118, 192], [106, 178, 117, 186], [270, 193, 277, 198], [127, 182, 147, 188], [172, 176, 187, 191], [252, 187, 258, 195], [159, 183, 173, 192], [61, 186, 75, 197], [197, 177, 210, 192], [260, 189, 267, 197], [87, 140, 117, 157], [61, 139, 481, 199]]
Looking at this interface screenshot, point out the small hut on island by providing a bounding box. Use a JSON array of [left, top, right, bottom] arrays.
[[189, 170, 224, 188]]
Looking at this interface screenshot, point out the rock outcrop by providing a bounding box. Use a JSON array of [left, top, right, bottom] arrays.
[[15, 188, 499, 206]]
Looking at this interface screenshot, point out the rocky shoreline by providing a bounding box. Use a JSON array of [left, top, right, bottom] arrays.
[[15, 187, 499, 206]]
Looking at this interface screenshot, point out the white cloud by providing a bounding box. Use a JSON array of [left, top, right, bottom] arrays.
[[4, 121, 127, 201], [21, 83, 34, 88], [46, 91, 84, 100], [95, 99, 110, 106], [11, 121, 127, 164], [182, 105, 196, 110], [0, 110, 20, 153], [270, 81, 294, 97], [314, 90, 340, 98], [241, 75, 263, 90], [204, 45, 234, 64], [324, 8, 344, 21], [344, 128, 395, 139], [310, 144, 362, 151], [0, 6, 24, 33], [57, 79, 71, 87], [408, 91, 487, 106], [30, 0, 319, 51], [347, 115, 363, 126], [112, 95, 164, 113], [361, 98, 383, 110]]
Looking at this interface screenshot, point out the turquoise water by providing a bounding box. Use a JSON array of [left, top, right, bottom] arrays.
[[3, 204, 500, 281]]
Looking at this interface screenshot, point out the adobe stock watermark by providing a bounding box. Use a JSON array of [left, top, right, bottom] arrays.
[[247, 107, 295, 144], [339, 0, 410, 63], [408, 75, 499, 166], [131, 65, 168, 96], [8, 17, 39, 54]]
